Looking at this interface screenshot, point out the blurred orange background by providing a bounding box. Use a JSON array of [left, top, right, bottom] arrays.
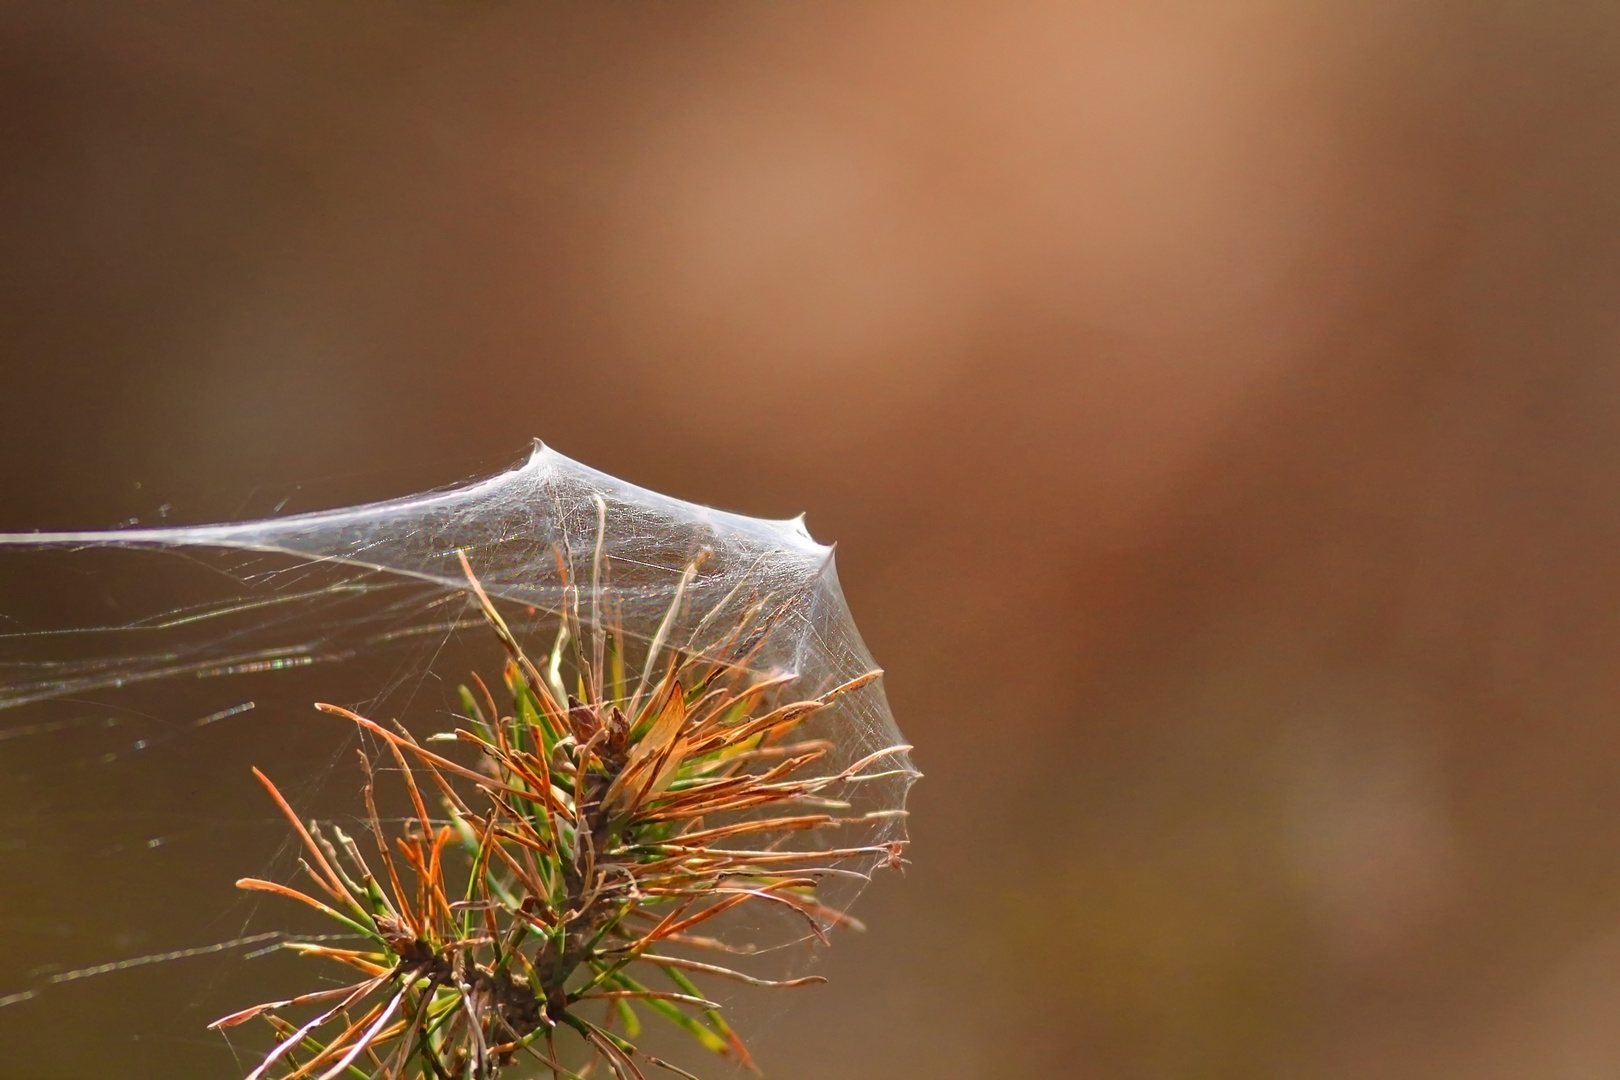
[[6, 2, 1620, 1077]]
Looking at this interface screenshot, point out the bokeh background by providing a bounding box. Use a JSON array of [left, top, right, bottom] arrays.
[[6, 2, 1620, 1077]]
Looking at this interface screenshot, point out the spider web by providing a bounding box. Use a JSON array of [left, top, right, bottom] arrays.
[[0, 443, 915, 1076]]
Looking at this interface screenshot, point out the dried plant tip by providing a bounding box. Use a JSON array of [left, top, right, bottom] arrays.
[[220, 545, 911, 1080]]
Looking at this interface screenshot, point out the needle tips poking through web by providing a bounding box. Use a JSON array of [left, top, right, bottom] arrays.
[[0, 443, 916, 1079]]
